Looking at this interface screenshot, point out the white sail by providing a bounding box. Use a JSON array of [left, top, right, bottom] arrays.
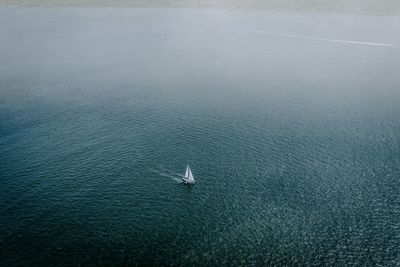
[[185, 165, 189, 178], [188, 167, 194, 181], [183, 165, 195, 183]]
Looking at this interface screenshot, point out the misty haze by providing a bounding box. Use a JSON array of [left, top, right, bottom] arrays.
[[1, 1, 400, 266]]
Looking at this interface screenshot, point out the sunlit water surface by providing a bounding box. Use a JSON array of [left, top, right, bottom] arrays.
[[1, 6, 400, 266]]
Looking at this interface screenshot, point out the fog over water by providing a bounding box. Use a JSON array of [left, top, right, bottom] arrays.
[[1, 5, 400, 266], [1, 0, 400, 15]]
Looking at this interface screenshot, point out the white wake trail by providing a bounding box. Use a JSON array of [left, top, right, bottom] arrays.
[[253, 31, 396, 47], [151, 169, 182, 183]]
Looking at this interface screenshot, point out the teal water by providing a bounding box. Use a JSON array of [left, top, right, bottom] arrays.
[[1, 7, 400, 266]]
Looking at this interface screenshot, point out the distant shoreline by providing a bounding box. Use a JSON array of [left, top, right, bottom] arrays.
[[1, 0, 400, 16]]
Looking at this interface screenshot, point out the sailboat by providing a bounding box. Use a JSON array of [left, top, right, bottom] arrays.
[[182, 165, 195, 184]]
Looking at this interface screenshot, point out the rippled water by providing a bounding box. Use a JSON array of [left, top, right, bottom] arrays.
[[1, 6, 400, 266]]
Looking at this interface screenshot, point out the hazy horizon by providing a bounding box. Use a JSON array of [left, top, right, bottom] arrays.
[[1, 0, 400, 15]]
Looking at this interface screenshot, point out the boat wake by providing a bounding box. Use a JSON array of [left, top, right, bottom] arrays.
[[151, 168, 182, 183], [252, 30, 396, 47]]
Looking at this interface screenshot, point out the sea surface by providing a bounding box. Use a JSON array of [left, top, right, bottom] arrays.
[[1, 6, 400, 266]]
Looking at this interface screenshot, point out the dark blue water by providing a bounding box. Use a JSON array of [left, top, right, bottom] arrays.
[[1, 6, 400, 266]]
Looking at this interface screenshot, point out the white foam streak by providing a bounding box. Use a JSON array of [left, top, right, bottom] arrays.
[[151, 169, 182, 183], [253, 31, 396, 47]]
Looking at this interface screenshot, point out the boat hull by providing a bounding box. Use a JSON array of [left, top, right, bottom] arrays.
[[182, 177, 195, 184]]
